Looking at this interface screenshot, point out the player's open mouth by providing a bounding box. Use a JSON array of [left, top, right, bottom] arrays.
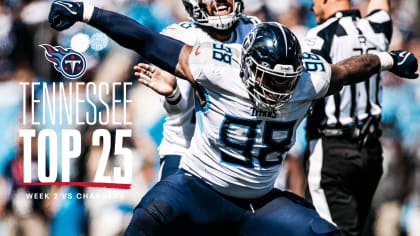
[[211, 3, 232, 16]]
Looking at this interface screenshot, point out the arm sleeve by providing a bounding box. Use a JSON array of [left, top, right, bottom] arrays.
[[365, 9, 393, 43], [162, 79, 193, 113], [89, 7, 184, 74]]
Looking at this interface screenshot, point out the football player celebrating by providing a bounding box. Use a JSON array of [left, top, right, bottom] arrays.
[[130, 23, 417, 235], [48, 2, 418, 236], [48, 0, 259, 180], [157, 0, 258, 179]]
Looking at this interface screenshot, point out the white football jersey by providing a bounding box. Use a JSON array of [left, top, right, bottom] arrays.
[[158, 16, 260, 158], [180, 42, 331, 199]]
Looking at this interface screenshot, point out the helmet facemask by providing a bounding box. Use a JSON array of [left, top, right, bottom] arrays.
[[240, 23, 304, 111], [242, 54, 303, 111], [182, 0, 243, 30]]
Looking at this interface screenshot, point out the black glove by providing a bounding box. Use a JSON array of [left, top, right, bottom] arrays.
[[48, 1, 83, 31], [389, 50, 418, 79]]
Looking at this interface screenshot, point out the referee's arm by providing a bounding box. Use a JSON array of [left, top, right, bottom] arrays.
[[367, 0, 390, 14]]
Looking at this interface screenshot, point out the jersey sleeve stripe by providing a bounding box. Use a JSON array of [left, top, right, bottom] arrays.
[[365, 9, 392, 42], [367, 20, 393, 42], [365, 9, 391, 22]]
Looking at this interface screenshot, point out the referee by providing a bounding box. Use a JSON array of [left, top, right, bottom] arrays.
[[303, 0, 391, 235]]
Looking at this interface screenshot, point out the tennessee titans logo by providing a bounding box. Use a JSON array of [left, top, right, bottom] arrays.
[[39, 44, 86, 79], [243, 31, 256, 52]]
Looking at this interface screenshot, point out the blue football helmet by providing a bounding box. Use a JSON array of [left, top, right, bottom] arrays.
[[182, 0, 244, 30], [241, 23, 303, 111]]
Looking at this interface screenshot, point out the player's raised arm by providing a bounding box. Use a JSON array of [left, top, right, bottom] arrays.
[[327, 50, 418, 96], [133, 61, 206, 107], [367, 0, 390, 14], [48, 1, 193, 79]]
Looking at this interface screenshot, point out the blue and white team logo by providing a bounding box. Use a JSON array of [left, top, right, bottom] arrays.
[[39, 44, 86, 79], [243, 30, 256, 52]]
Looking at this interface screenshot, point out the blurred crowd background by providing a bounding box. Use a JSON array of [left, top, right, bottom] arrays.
[[0, 0, 419, 235]]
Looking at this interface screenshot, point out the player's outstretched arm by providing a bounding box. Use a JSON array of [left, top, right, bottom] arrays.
[[48, 1, 193, 77], [327, 50, 418, 96]]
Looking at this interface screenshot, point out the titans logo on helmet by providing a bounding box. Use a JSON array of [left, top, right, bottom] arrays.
[[242, 30, 256, 52], [39, 44, 87, 79]]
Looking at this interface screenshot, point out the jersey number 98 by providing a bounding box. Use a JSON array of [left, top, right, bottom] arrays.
[[219, 114, 296, 168]]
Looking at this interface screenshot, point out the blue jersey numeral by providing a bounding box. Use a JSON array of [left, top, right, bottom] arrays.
[[258, 120, 296, 167], [219, 114, 296, 168], [302, 52, 326, 72], [179, 22, 194, 29], [212, 43, 232, 64], [220, 115, 259, 167]]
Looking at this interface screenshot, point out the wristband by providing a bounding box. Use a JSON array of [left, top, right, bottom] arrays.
[[82, 2, 95, 22], [166, 84, 181, 105], [374, 52, 394, 71]]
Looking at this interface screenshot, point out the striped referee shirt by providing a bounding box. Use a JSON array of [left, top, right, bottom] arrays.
[[302, 9, 392, 139]]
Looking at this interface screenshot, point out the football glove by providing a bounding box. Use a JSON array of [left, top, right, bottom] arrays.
[[48, 1, 83, 31], [389, 50, 418, 79]]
